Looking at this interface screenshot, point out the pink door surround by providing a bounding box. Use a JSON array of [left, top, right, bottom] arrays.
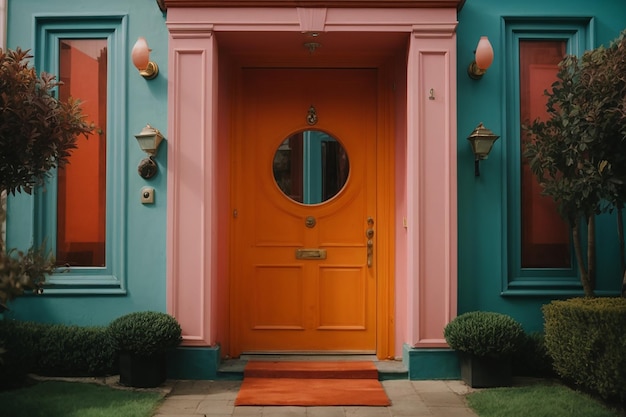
[[165, 1, 459, 358]]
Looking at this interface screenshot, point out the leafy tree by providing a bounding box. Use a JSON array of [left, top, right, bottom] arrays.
[[524, 30, 626, 297], [0, 48, 93, 310]]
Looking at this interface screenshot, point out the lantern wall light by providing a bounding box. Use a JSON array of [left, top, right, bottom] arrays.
[[468, 36, 494, 80], [131, 37, 159, 80], [135, 124, 164, 179], [467, 123, 500, 177]]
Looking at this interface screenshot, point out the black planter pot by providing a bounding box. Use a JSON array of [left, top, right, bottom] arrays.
[[458, 352, 512, 388], [119, 351, 167, 388]]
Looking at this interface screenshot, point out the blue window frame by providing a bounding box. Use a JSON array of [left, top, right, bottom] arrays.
[[501, 17, 594, 296], [33, 15, 128, 294]]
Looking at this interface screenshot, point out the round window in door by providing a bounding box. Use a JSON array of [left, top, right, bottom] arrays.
[[272, 130, 350, 205]]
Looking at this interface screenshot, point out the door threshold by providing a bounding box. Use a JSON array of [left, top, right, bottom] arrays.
[[219, 353, 407, 379], [240, 353, 378, 362]]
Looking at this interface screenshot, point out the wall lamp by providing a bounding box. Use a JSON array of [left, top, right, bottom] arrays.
[[468, 36, 494, 80], [131, 37, 159, 80], [135, 124, 164, 179], [467, 123, 499, 177]]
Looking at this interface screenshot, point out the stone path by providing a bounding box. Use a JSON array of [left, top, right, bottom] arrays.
[[152, 379, 479, 417]]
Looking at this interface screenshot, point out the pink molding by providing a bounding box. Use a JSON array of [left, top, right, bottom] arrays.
[[163, 0, 465, 9], [166, 7, 454, 32], [297, 7, 327, 32]]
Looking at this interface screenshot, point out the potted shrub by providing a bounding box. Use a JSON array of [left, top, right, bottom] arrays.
[[108, 311, 182, 388], [444, 311, 525, 388]]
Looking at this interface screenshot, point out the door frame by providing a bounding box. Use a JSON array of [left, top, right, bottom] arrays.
[[229, 64, 396, 360], [166, 5, 459, 364]]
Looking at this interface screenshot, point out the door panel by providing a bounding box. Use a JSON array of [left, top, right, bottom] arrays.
[[233, 68, 377, 354]]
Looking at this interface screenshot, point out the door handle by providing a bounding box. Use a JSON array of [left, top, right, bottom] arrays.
[[366, 229, 374, 268], [366, 217, 374, 268]]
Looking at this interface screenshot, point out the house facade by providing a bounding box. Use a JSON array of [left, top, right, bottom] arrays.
[[3, 0, 625, 379]]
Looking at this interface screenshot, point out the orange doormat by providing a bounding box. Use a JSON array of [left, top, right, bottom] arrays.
[[234, 361, 391, 406]]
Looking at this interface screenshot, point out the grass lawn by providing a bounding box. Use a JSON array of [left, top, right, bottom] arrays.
[[467, 383, 625, 417], [0, 380, 164, 417]]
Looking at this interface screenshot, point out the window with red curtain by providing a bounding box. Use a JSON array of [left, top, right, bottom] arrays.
[[56, 39, 107, 267], [519, 40, 570, 268]]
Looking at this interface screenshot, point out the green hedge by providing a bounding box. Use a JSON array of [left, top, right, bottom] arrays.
[[543, 297, 626, 403], [36, 324, 117, 377], [0, 320, 116, 388], [0, 320, 47, 389], [512, 332, 554, 377]]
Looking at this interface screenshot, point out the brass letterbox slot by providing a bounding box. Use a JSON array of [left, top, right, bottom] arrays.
[[295, 248, 327, 260]]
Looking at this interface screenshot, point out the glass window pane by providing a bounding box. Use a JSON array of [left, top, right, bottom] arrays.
[[273, 130, 350, 205], [519, 40, 570, 268], [56, 39, 107, 267]]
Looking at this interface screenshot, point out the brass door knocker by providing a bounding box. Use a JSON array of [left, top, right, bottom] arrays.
[[306, 105, 318, 125]]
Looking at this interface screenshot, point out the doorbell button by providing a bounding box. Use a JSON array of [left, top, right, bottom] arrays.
[[141, 186, 155, 204]]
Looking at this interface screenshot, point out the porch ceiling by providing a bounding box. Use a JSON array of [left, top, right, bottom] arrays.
[[216, 31, 409, 65]]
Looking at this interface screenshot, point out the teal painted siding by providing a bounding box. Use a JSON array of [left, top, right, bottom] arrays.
[[403, 345, 460, 380], [167, 347, 221, 380], [5, 0, 168, 326], [4, 0, 626, 370], [457, 0, 626, 331]]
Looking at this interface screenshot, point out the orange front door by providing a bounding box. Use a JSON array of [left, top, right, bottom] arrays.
[[232, 68, 378, 354]]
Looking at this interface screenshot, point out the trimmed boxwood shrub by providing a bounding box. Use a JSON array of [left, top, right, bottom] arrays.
[[444, 311, 525, 358], [543, 297, 626, 403], [108, 311, 182, 356], [36, 324, 116, 377]]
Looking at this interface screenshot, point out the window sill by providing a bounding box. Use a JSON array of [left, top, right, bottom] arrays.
[[502, 280, 620, 297], [41, 274, 126, 295]]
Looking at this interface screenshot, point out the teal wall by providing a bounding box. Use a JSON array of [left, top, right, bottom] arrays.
[[4, 0, 626, 342], [457, 0, 626, 332], [5, 0, 169, 326]]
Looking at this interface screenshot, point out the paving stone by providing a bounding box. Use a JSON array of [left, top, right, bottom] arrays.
[[381, 380, 418, 400], [158, 398, 202, 414], [343, 406, 391, 416], [443, 381, 475, 396], [197, 399, 236, 414], [426, 406, 478, 417], [306, 406, 348, 417], [388, 399, 432, 416], [171, 381, 202, 394], [411, 381, 452, 393], [419, 392, 466, 408], [231, 407, 264, 417], [261, 406, 308, 416]]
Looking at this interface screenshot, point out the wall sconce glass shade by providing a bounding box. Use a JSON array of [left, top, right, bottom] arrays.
[[134, 124, 164, 179], [468, 36, 494, 80], [135, 124, 164, 156], [467, 122, 499, 176], [132, 37, 159, 80]]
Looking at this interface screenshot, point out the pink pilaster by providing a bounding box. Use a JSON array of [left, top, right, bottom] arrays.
[[167, 26, 218, 345], [406, 26, 458, 347]]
